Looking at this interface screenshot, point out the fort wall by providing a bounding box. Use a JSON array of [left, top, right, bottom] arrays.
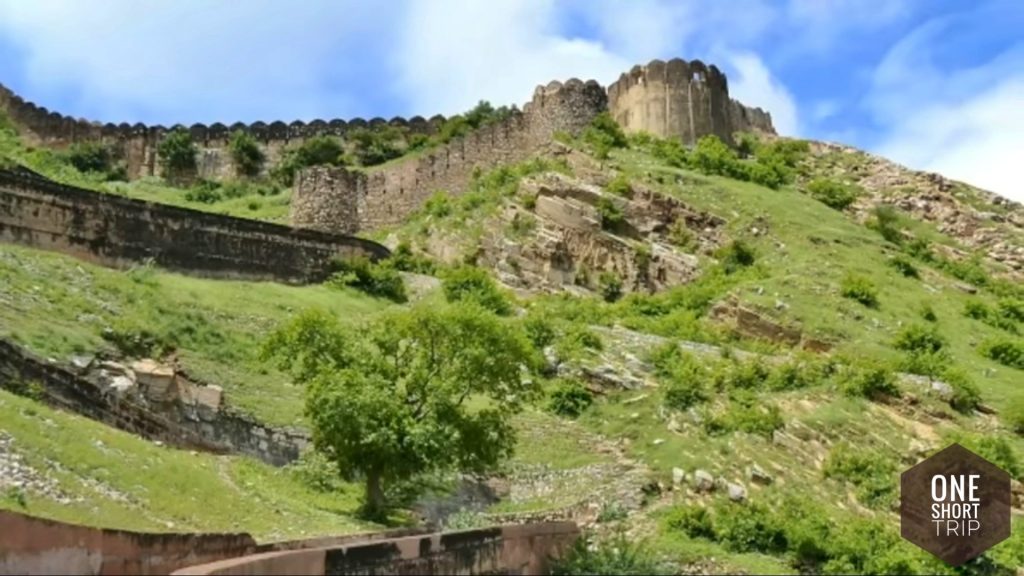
[[0, 167, 388, 283], [607, 58, 775, 145], [0, 82, 446, 180], [291, 79, 608, 234]]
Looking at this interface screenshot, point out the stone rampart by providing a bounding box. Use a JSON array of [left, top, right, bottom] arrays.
[[607, 58, 775, 145], [0, 167, 388, 283], [291, 79, 607, 234], [0, 82, 446, 180]]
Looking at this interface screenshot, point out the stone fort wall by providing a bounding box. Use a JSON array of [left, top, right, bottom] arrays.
[[0, 167, 389, 283], [0, 82, 448, 181], [607, 58, 774, 146], [291, 79, 608, 234]]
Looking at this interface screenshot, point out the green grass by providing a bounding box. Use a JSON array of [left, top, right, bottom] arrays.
[[0, 389, 376, 541], [0, 244, 394, 425]]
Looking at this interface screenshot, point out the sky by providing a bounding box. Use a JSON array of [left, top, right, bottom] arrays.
[[0, 0, 1021, 200]]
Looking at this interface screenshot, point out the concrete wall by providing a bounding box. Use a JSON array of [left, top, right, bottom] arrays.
[[607, 58, 775, 145], [0, 167, 388, 284], [0, 338, 306, 466], [0, 82, 445, 180], [291, 79, 607, 234], [172, 523, 581, 576]]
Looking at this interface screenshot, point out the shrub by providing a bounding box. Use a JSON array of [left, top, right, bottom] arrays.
[[184, 180, 223, 204], [714, 359, 772, 391], [64, 141, 114, 175], [422, 191, 452, 218], [228, 130, 265, 177], [157, 128, 197, 181], [349, 126, 404, 166], [664, 504, 715, 539], [272, 135, 345, 185], [522, 315, 556, 351], [806, 178, 858, 210], [919, 303, 938, 322], [388, 242, 437, 275], [964, 300, 1018, 333], [606, 174, 632, 196], [980, 338, 1024, 369], [556, 324, 604, 359], [660, 352, 709, 410], [551, 530, 670, 576], [724, 398, 784, 438], [823, 443, 897, 508], [767, 359, 824, 391], [668, 220, 698, 252], [870, 205, 904, 244], [287, 449, 346, 492], [886, 255, 919, 278], [327, 256, 406, 302], [842, 363, 899, 399], [597, 197, 625, 231], [999, 298, 1024, 323], [441, 265, 511, 315], [893, 324, 946, 355], [691, 135, 743, 179], [899, 349, 951, 379], [941, 368, 982, 413], [598, 271, 623, 303], [547, 380, 594, 418], [840, 273, 878, 308], [712, 500, 788, 554], [582, 112, 628, 160], [716, 239, 756, 273]]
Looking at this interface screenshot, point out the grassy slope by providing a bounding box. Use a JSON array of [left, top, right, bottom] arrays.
[[0, 389, 376, 541], [0, 244, 390, 426]]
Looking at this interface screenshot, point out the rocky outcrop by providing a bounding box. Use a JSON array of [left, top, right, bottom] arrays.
[[709, 296, 833, 351], [0, 340, 307, 466]]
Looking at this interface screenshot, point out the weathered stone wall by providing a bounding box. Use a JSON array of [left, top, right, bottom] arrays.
[[0, 167, 388, 283], [0, 338, 307, 466], [0, 509, 424, 576], [607, 58, 775, 145], [292, 79, 607, 234], [0, 82, 445, 180], [173, 522, 581, 576]]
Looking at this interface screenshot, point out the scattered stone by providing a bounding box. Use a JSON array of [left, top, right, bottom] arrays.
[[622, 394, 648, 405], [930, 379, 954, 401], [70, 355, 94, 371], [672, 467, 685, 486], [652, 438, 665, 446], [693, 469, 714, 492], [954, 282, 979, 295], [728, 483, 747, 502], [749, 464, 773, 486]]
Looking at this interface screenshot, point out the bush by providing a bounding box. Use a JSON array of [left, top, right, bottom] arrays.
[[606, 174, 632, 197], [893, 324, 946, 355], [547, 380, 594, 418], [184, 180, 223, 204], [823, 443, 897, 508], [964, 300, 1018, 333], [523, 315, 556, 351], [714, 359, 772, 391], [556, 324, 604, 358], [842, 363, 899, 399], [712, 500, 788, 554], [349, 126, 404, 166], [664, 504, 715, 539], [920, 303, 938, 322], [441, 265, 511, 315], [228, 130, 265, 177], [272, 136, 345, 185], [999, 298, 1024, 323], [582, 112, 628, 160], [716, 239, 756, 273], [941, 368, 982, 413], [387, 242, 438, 275], [691, 135, 743, 179], [870, 205, 904, 244], [723, 397, 784, 438], [767, 359, 825, 391], [287, 449, 346, 492], [668, 220, 698, 252], [157, 128, 198, 181], [327, 256, 407, 303], [840, 274, 879, 308], [980, 338, 1024, 369], [64, 141, 115, 175], [551, 530, 670, 576], [887, 255, 919, 278], [597, 197, 625, 231], [806, 178, 859, 210], [661, 354, 708, 411], [599, 271, 623, 303]]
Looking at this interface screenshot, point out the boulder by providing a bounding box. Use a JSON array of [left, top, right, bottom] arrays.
[[749, 464, 773, 486], [728, 483, 747, 502], [107, 375, 137, 399], [131, 359, 176, 403], [194, 385, 224, 413], [693, 469, 714, 492], [672, 467, 685, 486]]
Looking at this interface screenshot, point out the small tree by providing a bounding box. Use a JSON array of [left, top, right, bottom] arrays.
[[349, 126, 405, 167], [262, 305, 538, 516], [157, 128, 198, 183], [228, 130, 265, 177]]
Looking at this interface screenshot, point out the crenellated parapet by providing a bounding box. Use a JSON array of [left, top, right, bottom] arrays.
[[607, 58, 774, 145]]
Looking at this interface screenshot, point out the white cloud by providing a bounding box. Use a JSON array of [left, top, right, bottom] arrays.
[[811, 100, 840, 122], [725, 52, 800, 136], [0, 0, 388, 123], [876, 78, 1024, 201]]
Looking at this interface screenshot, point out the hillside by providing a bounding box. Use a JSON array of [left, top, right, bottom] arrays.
[[2, 96, 1024, 574]]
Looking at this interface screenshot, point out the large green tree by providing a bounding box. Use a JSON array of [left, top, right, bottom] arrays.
[[262, 304, 538, 515]]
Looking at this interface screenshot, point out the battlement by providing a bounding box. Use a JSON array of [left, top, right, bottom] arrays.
[[607, 58, 774, 145]]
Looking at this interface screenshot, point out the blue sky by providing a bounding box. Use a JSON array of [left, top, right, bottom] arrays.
[[0, 0, 1021, 200]]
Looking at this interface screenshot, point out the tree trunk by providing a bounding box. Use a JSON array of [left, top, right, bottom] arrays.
[[365, 471, 385, 517]]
